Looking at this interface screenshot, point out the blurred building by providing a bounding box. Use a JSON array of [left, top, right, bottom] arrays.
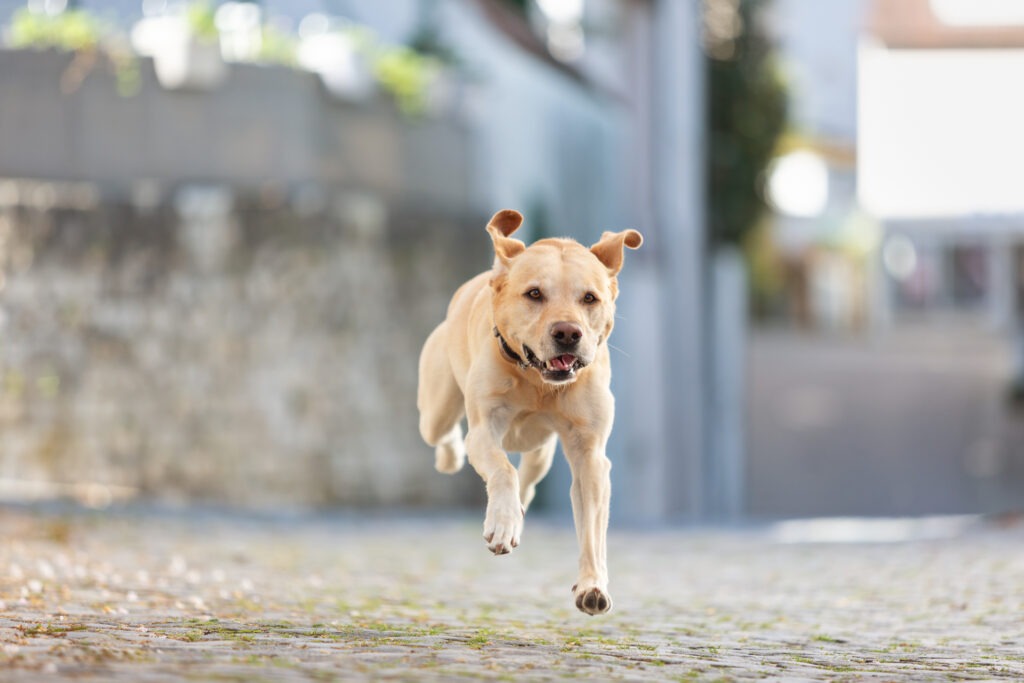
[[763, 0, 872, 332], [766, 0, 1024, 337], [0, 0, 708, 519], [745, 0, 1024, 519], [859, 0, 1024, 339]]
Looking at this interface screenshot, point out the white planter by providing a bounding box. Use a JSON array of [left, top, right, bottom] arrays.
[[154, 37, 227, 91], [297, 33, 375, 102], [215, 2, 263, 63], [132, 16, 227, 91]]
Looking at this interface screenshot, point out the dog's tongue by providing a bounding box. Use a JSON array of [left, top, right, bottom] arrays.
[[550, 354, 576, 372]]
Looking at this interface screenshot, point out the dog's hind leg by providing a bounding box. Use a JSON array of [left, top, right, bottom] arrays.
[[518, 436, 557, 512], [417, 323, 466, 473], [432, 423, 466, 474]]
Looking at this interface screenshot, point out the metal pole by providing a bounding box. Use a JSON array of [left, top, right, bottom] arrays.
[[652, 0, 707, 520]]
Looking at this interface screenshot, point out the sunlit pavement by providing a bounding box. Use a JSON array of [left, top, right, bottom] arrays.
[[2, 507, 1024, 681]]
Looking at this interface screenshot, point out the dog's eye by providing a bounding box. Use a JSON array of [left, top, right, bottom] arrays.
[[583, 292, 598, 304], [525, 288, 543, 301]]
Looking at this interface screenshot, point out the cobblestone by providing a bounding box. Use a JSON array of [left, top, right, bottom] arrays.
[[1, 507, 1024, 681]]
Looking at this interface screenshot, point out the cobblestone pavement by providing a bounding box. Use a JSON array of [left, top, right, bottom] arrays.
[[2, 507, 1024, 681]]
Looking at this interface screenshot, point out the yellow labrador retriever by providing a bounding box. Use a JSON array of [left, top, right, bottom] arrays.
[[417, 209, 642, 615]]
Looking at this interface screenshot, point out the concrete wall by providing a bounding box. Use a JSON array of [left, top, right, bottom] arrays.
[[0, 48, 472, 208], [0, 47, 489, 509]]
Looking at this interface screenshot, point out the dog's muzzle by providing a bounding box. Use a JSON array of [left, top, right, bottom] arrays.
[[539, 352, 586, 383], [495, 327, 588, 383]]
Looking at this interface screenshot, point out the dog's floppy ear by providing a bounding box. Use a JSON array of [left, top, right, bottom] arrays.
[[486, 209, 526, 268], [590, 229, 643, 275]]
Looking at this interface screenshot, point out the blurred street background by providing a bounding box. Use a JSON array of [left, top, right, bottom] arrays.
[[0, 0, 1023, 523]]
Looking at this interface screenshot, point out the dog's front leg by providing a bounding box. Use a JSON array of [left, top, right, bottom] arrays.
[[564, 431, 613, 615], [465, 407, 523, 555]]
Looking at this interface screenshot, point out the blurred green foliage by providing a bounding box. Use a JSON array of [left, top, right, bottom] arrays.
[[8, 8, 140, 97], [743, 218, 785, 318], [370, 44, 442, 117], [108, 43, 142, 97], [407, 1, 464, 68], [497, 0, 531, 15], [706, 0, 787, 247], [9, 8, 101, 51], [258, 23, 298, 67], [5, 4, 449, 117], [186, 2, 219, 43], [340, 24, 444, 117]]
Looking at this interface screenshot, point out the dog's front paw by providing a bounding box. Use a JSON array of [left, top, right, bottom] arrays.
[[572, 583, 612, 615], [482, 492, 524, 555]]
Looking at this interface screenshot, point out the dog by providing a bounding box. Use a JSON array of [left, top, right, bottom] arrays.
[[417, 209, 642, 615]]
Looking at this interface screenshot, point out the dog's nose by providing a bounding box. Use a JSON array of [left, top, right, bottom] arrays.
[[551, 321, 583, 348]]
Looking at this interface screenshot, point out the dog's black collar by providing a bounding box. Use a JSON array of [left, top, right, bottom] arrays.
[[494, 326, 535, 370]]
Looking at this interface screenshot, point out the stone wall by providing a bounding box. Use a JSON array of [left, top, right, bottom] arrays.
[[0, 190, 491, 509]]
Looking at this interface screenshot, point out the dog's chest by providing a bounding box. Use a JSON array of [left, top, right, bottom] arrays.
[[501, 411, 558, 452]]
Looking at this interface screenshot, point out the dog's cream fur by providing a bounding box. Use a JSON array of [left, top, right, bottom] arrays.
[[417, 209, 642, 615]]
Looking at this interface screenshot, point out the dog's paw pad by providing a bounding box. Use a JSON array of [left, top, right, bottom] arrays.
[[574, 587, 612, 615]]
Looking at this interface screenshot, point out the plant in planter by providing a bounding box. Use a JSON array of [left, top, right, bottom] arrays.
[[257, 22, 298, 67], [296, 16, 376, 102], [187, 2, 219, 42], [296, 14, 445, 117], [214, 1, 263, 63], [7, 7, 141, 96], [370, 43, 443, 117], [8, 7, 100, 51], [131, 1, 227, 91], [407, 9, 472, 119]]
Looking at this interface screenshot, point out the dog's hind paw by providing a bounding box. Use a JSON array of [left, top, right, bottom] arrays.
[[435, 445, 465, 474], [573, 585, 612, 615], [434, 435, 466, 474]]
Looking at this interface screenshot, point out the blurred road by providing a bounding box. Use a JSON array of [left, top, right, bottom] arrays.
[[2, 508, 1024, 681], [747, 324, 1024, 518]]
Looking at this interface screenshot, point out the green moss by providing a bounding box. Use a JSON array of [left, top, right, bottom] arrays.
[[17, 622, 88, 637], [466, 628, 496, 650]]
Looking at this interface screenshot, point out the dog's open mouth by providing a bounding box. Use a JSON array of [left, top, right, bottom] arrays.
[[541, 353, 585, 382], [519, 344, 586, 383]]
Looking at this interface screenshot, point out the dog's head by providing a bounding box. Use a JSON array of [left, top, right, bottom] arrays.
[[486, 209, 642, 386]]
